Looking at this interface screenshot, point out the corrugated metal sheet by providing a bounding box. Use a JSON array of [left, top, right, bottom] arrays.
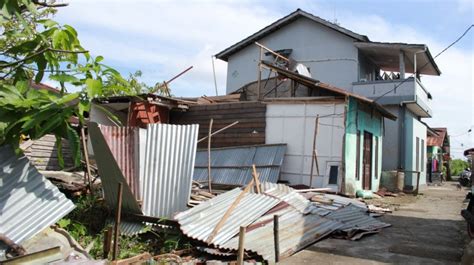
[[326, 204, 391, 233], [220, 209, 344, 263], [193, 144, 286, 185], [106, 219, 145, 236], [175, 188, 280, 245], [140, 124, 199, 218], [100, 126, 140, 200], [0, 145, 76, 245], [89, 122, 142, 215], [260, 182, 313, 214]]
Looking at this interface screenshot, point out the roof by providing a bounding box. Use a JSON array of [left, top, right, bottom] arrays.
[[193, 144, 286, 186], [0, 145, 75, 246], [215, 9, 369, 61], [427, 127, 448, 147], [261, 61, 397, 121], [354, 42, 441, 76]]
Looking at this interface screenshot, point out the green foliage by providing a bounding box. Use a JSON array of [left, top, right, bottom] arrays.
[[451, 159, 470, 176], [0, 0, 161, 165], [57, 194, 192, 260]]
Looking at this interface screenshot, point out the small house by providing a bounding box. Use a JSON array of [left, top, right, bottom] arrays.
[[427, 127, 450, 182], [173, 63, 396, 196]]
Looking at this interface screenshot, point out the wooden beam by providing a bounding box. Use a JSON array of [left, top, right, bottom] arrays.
[[252, 164, 261, 194], [273, 215, 280, 263], [237, 226, 246, 265], [197, 121, 239, 143], [112, 182, 123, 260], [208, 119, 213, 193], [309, 115, 320, 187], [255, 42, 290, 62], [80, 127, 92, 192], [206, 178, 255, 243]]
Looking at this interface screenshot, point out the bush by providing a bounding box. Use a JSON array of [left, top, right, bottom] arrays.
[[451, 159, 470, 176]]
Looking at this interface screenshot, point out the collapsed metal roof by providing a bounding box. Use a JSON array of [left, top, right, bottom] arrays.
[[0, 145, 75, 248], [193, 144, 286, 185], [176, 182, 390, 262], [175, 188, 280, 246]]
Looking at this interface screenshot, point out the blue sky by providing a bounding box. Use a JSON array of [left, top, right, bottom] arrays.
[[51, 0, 473, 158]]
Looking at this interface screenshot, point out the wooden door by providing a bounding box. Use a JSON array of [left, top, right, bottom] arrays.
[[363, 132, 373, 190]]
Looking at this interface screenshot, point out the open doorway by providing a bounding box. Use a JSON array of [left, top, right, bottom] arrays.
[[363, 131, 373, 190]]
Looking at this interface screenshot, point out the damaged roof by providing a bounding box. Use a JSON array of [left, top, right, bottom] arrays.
[[261, 61, 397, 121]]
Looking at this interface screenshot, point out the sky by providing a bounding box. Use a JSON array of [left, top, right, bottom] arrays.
[[51, 0, 474, 159]]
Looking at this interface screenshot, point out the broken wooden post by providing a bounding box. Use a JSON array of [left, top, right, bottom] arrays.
[[237, 226, 246, 265], [257, 46, 263, 101], [252, 164, 261, 194], [80, 127, 93, 192], [103, 227, 113, 259], [208, 119, 213, 193], [112, 182, 123, 260], [273, 215, 280, 263], [206, 178, 255, 243], [309, 115, 320, 187]]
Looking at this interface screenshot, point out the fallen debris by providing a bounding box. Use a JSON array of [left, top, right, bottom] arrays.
[[175, 181, 391, 263], [0, 145, 76, 261]]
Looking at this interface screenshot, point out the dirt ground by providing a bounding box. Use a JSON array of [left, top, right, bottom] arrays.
[[280, 181, 471, 264]]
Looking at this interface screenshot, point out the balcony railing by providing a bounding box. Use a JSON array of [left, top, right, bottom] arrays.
[[352, 77, 432, 117]]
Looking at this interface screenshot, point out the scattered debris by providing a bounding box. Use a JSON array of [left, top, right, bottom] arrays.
[[175, 181, 391, 263], [0, 145, 76, 260]]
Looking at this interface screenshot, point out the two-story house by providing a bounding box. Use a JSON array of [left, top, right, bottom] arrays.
[[215, 9, 441, 191]]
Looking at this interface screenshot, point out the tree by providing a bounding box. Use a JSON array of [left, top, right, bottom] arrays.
[[0, 0, 150, 166]]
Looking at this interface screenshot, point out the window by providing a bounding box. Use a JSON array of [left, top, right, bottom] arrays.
[[375, 136, 379, 179], [421, 139, 425, 172], [356, 130, 361, 180], [328, 166, 339, 185], [416, 137, 420, 172]]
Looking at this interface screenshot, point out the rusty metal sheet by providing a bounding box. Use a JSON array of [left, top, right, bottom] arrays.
[[89, 122, 142, 215], [100, 126, 140, 200], [0, 145, 76, 252]]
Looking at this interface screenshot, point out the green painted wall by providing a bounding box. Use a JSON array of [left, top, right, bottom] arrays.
[[344, 98, 384, 195]]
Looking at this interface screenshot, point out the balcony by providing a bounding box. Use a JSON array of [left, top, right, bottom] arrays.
[[352, 77, 432, 118]]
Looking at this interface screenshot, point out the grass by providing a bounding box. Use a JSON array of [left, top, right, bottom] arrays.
[[58, 194, 193, 260]]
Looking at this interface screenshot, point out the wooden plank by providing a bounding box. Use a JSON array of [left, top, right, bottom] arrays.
[[206, 178, 255, 243], [237, 226, 246, 265]]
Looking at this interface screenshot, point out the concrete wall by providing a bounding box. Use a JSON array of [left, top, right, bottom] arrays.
[[225, 17, 359, 93], [404, 110, 427, 188], [265, 100, 345, 190], [381, 105, 401, 171], [344, 98, 384, 195]]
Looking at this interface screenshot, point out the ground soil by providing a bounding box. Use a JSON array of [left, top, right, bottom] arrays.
[[280, 181, 471, 264]]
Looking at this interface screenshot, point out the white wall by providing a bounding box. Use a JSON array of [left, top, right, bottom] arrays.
[[265, 102, 345, 190], [404, 109, 428, 188], [225, 17, 359, 93]]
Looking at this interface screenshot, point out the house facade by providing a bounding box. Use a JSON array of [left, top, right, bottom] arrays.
[[427, 127, 450, 182], [216, 9, 441, 190]]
